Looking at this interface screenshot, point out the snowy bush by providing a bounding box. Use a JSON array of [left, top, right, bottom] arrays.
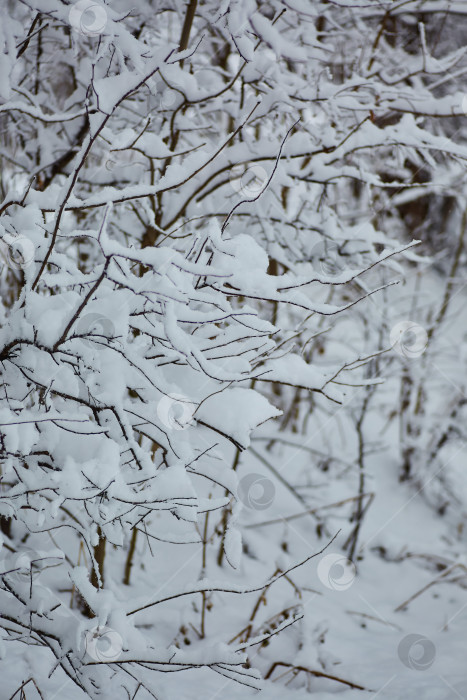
[[1, 1, 467, 698]]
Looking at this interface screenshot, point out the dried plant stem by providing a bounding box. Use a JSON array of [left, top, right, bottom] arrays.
[[123, 527, 138, 586]]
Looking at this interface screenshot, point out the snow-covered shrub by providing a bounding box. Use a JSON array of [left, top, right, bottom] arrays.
[[1, 1, 467, 698]]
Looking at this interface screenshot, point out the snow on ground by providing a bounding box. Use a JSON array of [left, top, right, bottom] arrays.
[[4, 269, 466, 700]]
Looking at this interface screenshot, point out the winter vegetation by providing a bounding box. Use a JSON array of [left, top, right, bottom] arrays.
[[1, 1, 467, 698]]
